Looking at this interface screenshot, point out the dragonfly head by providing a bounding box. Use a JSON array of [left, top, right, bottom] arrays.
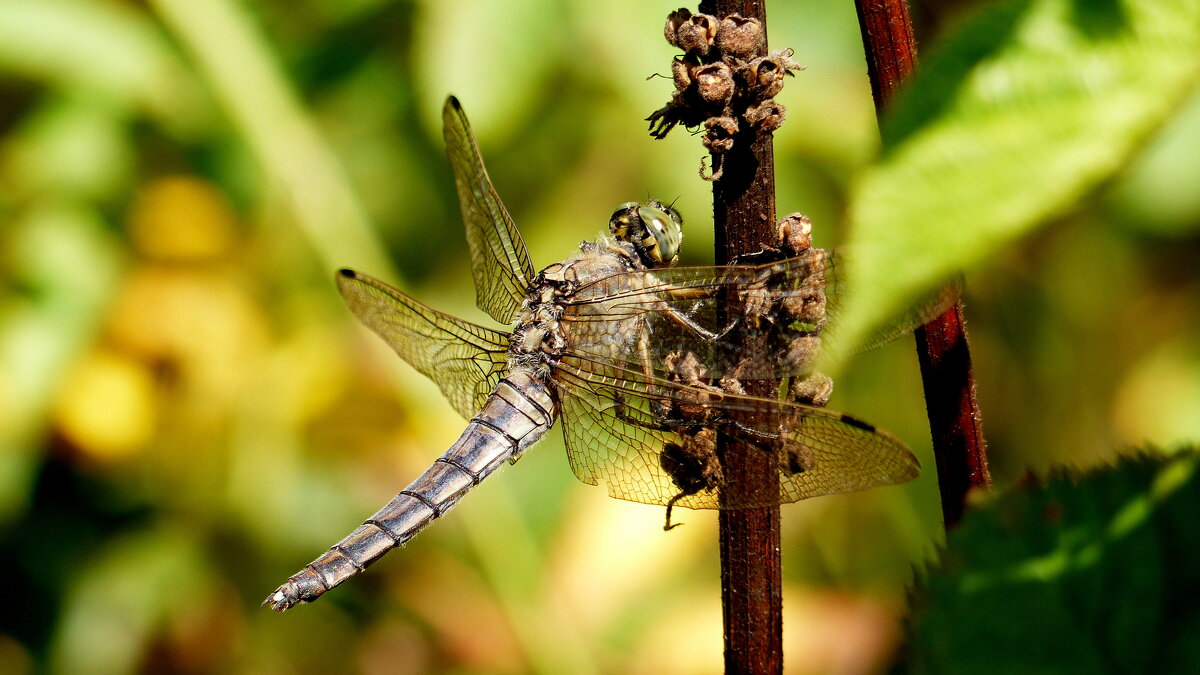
[[609, 200, 683, 267]]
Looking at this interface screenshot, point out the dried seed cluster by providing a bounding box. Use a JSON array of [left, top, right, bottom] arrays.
[[648, 7, 803, 181]]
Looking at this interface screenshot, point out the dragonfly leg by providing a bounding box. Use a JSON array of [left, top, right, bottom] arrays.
[[664, 492, 687, 531], [611, 391, 674, 432], [655, 301, 740, 342], [637, 325, 655, 380]]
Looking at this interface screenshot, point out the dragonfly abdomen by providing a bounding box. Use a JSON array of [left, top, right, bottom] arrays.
[[263, 370, 556, 611]]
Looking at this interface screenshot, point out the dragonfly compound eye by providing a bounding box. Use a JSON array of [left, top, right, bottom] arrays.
[[637, 204, 683, 264]]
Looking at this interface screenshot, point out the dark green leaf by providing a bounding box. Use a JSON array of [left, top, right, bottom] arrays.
[[908, 449, 1200, 673]]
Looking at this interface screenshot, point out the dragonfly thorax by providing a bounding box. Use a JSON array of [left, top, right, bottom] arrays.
[[508, 238, 650, 377], [509, 275, 567, 376]]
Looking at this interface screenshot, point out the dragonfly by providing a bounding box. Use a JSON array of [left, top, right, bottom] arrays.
[[264, 96, 957, 611]]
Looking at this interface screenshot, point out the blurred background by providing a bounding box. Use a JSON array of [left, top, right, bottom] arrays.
[[1, 0, 1197, 673]]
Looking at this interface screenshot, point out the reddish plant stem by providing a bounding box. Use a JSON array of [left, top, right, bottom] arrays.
[[853, 0, 990, 528], [705, 1, 783, 673], [714, 132, 783, 675]]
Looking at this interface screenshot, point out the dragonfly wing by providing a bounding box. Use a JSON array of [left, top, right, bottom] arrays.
[[554, 355, 919, 510], [337, 269, 510, 420], [822, 250, 963, 353], [555, 359, 681, 506], [443, 96, 535, 325], [559, 250, 961, 380]]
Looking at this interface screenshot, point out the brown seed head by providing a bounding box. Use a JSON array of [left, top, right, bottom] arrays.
[[783, 336, 823, 377], [776, 213, 813, 253], [716, 15, 765, 59], [747, 49, 804, 98], [676, 12, 719, 56], [664, 8, 692, 48], [703, 116, 738, 153], [695, 62, 734, 105], [745, 99, 786, 133], [747, 58, 784, 97], [671, 57, 694, 91], [789, 371, 833, 407]]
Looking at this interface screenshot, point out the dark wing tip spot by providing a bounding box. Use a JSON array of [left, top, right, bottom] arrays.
[[840, 414, 876, 433], [446, 95, 462, 111], [337, 268, 358, 279]]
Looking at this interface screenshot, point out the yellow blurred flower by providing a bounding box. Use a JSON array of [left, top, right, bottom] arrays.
[[128, 176, 237, 261], [106, 265, 268, 397], [53, 350, 156, 463]]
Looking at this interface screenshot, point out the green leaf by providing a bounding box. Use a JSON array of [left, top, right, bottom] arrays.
[[830, 0, 1200, 362], [907, 450, 1200, 673]]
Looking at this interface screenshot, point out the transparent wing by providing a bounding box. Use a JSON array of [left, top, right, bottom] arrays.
[[337, 269, 510, 419], [559, 249, 960, 379], [443, 96, 535, 325], [822, 251, 963, 354], [553, 355, 919, 509]]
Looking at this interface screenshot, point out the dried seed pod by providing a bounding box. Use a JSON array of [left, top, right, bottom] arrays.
[[660, 428, 722, 494], [746, 49, 804, 98], [718, 373, 746, 396], [790, 371, 833, 407], [745, 99, 786, 133], [715, 15, 764, 59], [746, 58, 785, 97], [776, 213, 813, 253], [676, 12, 719, 56], [695, 62, 734, 105], [783, 336, 823, 376], [737, 280, 773, 329], [779, 440, 818, 475], [780, 254, 826, 326], [703, 115, 738, 154], [781, 290, 826, 327], [664, 8, 692, 48], [671, 57, 694, 91]]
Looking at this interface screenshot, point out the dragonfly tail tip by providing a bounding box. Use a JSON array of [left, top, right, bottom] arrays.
[[262, 587, 297, 612]]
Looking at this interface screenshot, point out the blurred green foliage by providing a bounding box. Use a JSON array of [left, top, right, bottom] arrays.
[[0, 0, 1196, 673]]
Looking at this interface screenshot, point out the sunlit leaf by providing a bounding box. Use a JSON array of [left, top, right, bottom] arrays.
[[1105, 90, 1200, 236], [5, 97, 134, 200], [832, 0, 1200, 360]]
